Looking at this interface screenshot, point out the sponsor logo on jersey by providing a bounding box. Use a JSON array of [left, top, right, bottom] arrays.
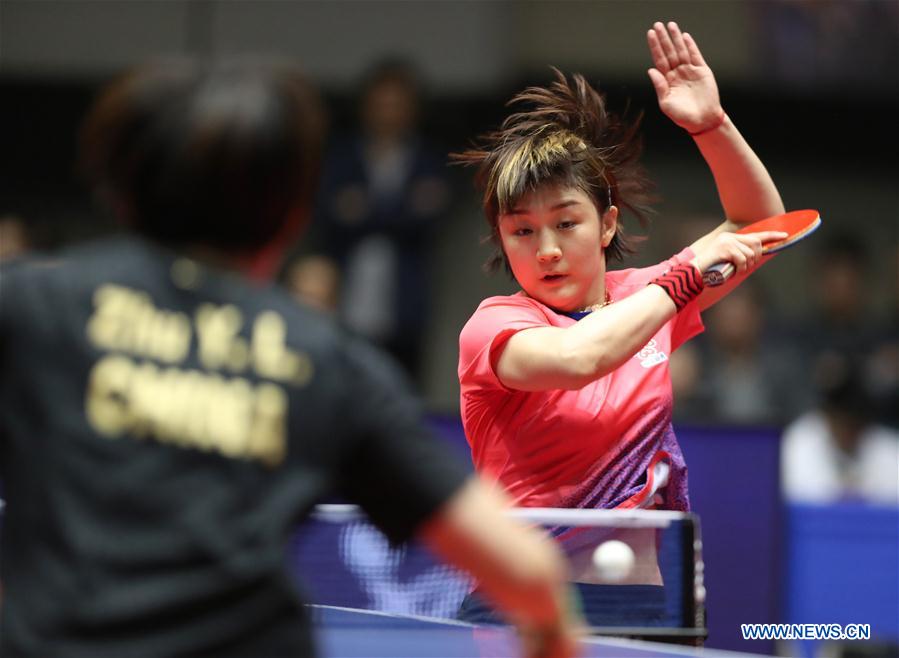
[[635, 339, 668, 369]]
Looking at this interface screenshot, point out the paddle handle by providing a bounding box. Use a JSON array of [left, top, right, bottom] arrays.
[[702, 261, 735, 287]]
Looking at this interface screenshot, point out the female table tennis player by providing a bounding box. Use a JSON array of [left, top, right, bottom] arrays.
[[455, 22, 788, 625]]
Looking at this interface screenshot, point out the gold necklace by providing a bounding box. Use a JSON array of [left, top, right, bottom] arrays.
[[577, 292, 612, 313]]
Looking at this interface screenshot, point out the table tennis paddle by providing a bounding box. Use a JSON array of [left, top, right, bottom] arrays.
[[703, 209, 821, 286]]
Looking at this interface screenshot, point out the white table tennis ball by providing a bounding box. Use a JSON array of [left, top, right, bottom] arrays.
[[592, 540, 635, 582]]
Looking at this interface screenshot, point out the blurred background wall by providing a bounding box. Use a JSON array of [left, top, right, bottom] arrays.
[[2, 0, 897, 411]]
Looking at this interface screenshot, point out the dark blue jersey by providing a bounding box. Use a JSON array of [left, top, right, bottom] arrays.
[[0, 236, 467, 657]]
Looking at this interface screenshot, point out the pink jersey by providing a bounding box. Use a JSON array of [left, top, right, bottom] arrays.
[[458, 249, 703, 511]]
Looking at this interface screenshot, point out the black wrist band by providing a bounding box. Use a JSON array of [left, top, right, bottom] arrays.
[[650, 263, 705, 311]]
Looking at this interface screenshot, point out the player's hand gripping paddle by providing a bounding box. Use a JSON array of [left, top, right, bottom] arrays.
[[703, 209, 822, 286]]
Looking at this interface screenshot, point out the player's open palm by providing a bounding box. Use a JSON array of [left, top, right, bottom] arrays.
[[646, 21, 722, 134]]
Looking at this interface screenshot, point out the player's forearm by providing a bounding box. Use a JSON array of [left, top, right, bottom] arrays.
[[692, 114, 785, 223], [499, 286, 678, 391], [557, 285, 677, 386], [420, 479, 574, 630]]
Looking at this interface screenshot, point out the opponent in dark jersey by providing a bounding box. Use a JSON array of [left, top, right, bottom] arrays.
[[0, 58, 579, 658]]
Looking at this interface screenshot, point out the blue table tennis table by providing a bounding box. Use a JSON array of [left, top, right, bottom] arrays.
[[310, 605, 765, 658]]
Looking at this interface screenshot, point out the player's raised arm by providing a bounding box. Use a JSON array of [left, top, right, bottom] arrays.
[[648, 21, 787, 308], [647, 21, 785, 227]]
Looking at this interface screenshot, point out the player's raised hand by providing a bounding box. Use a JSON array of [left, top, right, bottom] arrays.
[[646, 21, 723, 135]]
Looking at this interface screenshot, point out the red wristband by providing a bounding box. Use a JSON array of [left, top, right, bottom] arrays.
[[688, 111, 726, 137], [650, 263, 705, 311]]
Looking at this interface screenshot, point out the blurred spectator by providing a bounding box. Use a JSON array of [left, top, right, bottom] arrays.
[[865, 243, 899, 429], [282, 253, 341, 315], [0, 215, 30, 261], [781, 354, 899, 505], [802, 233, 873, 357], [795, 232, 897, 425], [314, 59, 451, 383], [673, 282, 807, 426]]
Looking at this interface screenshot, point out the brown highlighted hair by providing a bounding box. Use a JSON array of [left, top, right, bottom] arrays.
[[81, 57, 325, 252], [453, 69, 653, 274]]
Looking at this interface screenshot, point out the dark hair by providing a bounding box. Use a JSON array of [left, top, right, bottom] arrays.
[[80, 57, 325, 252], [453, 69, 654, 275]]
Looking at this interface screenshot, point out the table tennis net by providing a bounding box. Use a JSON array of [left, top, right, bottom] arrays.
[[290, 505, 705, 638]]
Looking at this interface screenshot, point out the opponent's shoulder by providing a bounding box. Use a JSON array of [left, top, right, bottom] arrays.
[[0, 239, 142, 343], [0, 238, 123, 305], [4, 236, 161, 287], [0, 251, 59, 285], [340, 332, 416, 395], [252, 285, 346, 356]]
